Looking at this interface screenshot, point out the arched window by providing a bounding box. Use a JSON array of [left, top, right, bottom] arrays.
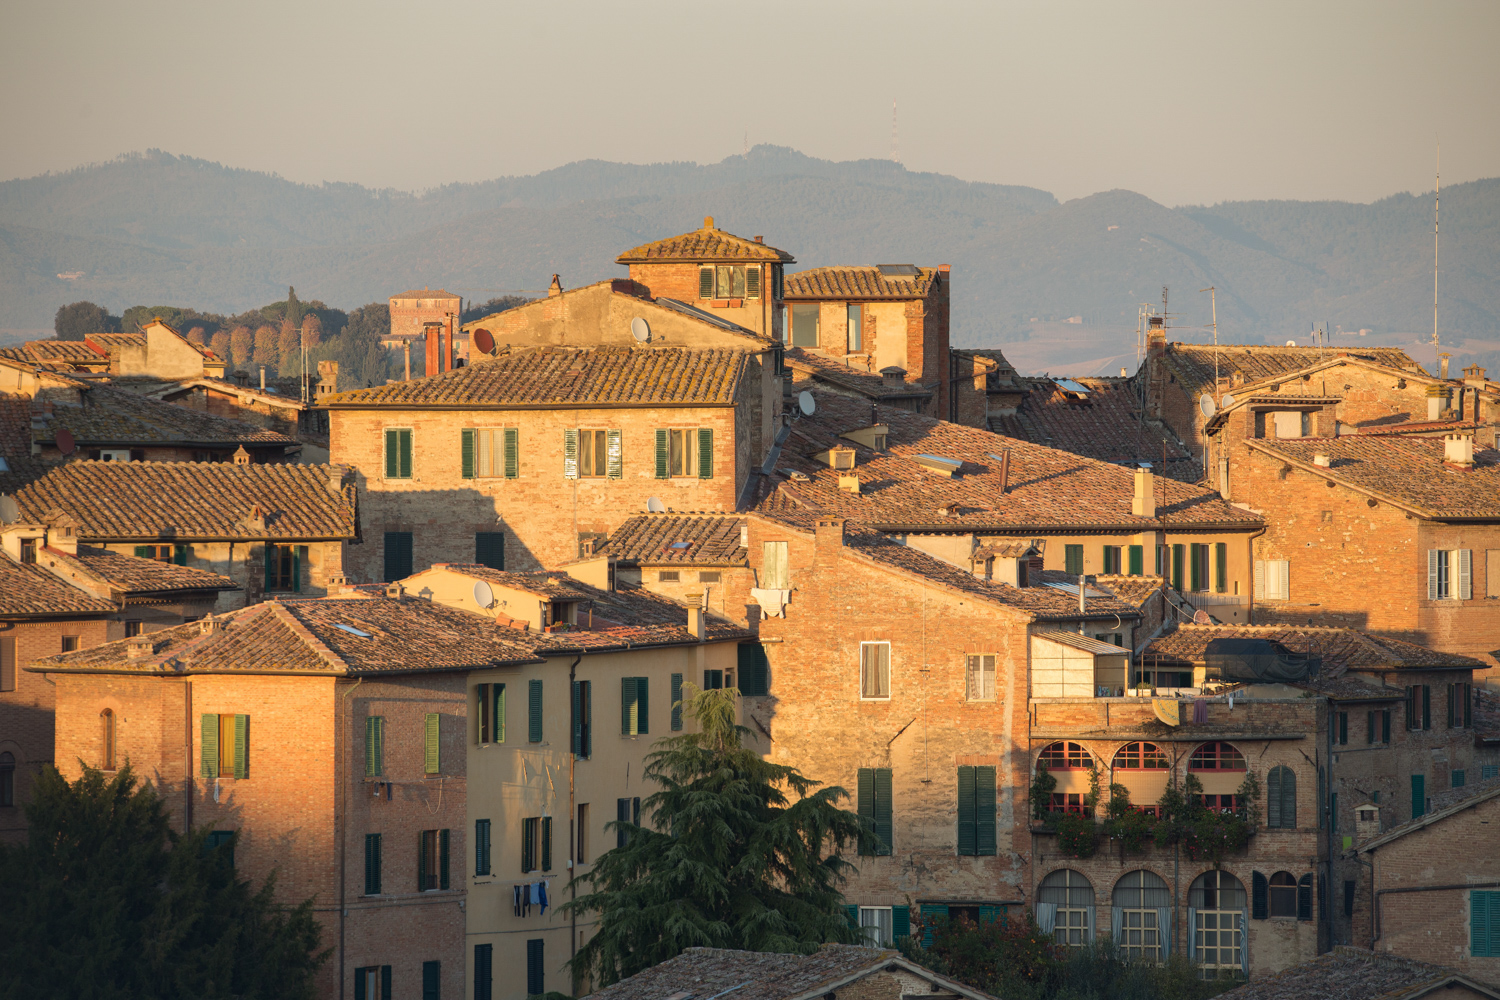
[[100, 709, 116, 771], [1189, 742, 1245, 772], [1111, 743, 1170, 817], [1266, 765, 1297, 828], [1038, 869, 1094, 946], [0, 751, 14, 807], [1189, 870, 1246, 979], [1112, 870, 1171, 961], [1268, 872, 1297, 917], [1113, 742, 1169, 770], [1040, 742, 1093, 814]]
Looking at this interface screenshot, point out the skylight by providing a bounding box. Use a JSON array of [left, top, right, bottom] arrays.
[[0, 456, 8, 472], [1055, 378, 1091, 395], [914, 453, 962, 477], [668, 541, 693, 550], [334, 623, 373, 638], [876, 264, 920, 277]]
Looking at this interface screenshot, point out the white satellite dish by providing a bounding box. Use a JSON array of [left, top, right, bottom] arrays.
[[631, 317, 650, 342], [1286, 339, 1297, 347], [1199, 394, 1217, 419], [798, 391, 816, 416], [1221, 393, 1236, 408], [646, 497, 666, 513], [472, 580, 494, 608]]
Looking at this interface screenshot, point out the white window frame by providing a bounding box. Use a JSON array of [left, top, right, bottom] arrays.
[[1194, 907, 1243, 978], [761, 541, 789, 590], [1254, 559, 1290, 601], [859, 641, 891, 701], [667, 428, 700, 478], [965, 654, 996, 701], [1429, 549, 1472, 601], [1117, 907, 1161, 962], [858, 905, 893, 946]]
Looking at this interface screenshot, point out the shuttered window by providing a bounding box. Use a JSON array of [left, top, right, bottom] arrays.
[[522, 817, 538, 873], [1215, 542, 1228, 593], [1472, 890, 1500, 957], [670, 673, 684, 730], [424, 712, 440, 773], [475, 532, 504, 570], [422, 961, 440, 1000], [1251, 871, 1269, 920], [1297, 874, 1313, 920], [616, 796, 641, 848], [364, 833, 382, 895], [384, 428, 412, 479], [1127, 545, 1143, 576], [201, 714, 248, 779], [571, 680, 592, 758], [761, 541, 789, 589], [698, 267, 714, 298], [1449, 683, 1473, 728], [382, 532, 412, 583], [860, 642, 891, 699], [1267, 765, 1296, 828], [737, 645, 770, 696], [1170, 544, 1185, 592], [0, 636, 14, 692], [354, 966, 391, 1000], [264, 544, 300, 592], [1064, 545, 1084, 576], [1102, 545, 1121, 574], [1254, 559, 1291, 600], [745, 266, 762, 299], [621, 677, 649, 735], [528, 679, 544, 743], [365, 716, 384, 776], [1429, 549, 1471, 600], [474, 944, 493, 1000], [418, 829, 450, 890], [956, 765, 997, 856], [465, 427, 521, 479], [525, 939, 545, 997], [1412, 774, 1426, 819], [475, 818, 491, 876], [857, 767, 893, 856]]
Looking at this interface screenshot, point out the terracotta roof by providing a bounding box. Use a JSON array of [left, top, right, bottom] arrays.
[[85, 333, 146, 351], [390, 289, 460, 300], [0, 551, 116, 619], [36, 382, 296, 449], [1159, 344, 1420, 400], [428, 565, 596, 601], [616, 223, 794, 264], [597, 515, 748, 565], [1218, 946, 1500, 1000], [1089, 573, 1166, 608], [43, 545, 238, 597], [320, 346, 747, 408], [782, 266, 940, 300], [749, 392, 1260, 532], [588, 944, 997, 1000], [1143, 624, 1482, 674], [1358, 776, 1500, 852], [11, 461, 357, 541], [785, 348, 935, 400], [990, 377, 1199, 482], [21, 340, 106, 362], [1247, 435, 1500, 518], [115, 375, 310, 410]]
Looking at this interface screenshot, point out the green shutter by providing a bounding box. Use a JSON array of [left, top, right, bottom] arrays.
[[892, 904, 910, 940], [1268, 766, 1282, 828], [293, 546, 303, 593], [1473, 891, 1500, 958], [399, 429, 412, 478], [699, 267, 714, 298], [607, 428, 622, 479], [1172, 544, 1185, 591], [541, 816, 552, 871], [874, 767, 893, 856], [439, 828, 449, 889], [263, 544, 275, 589], [522, 817, 536, 872], [857, 768, 876, 856], [476, 532, 504, 570], [622, 677, 636, 735], [737, 644, 770, 696], [846, 904, 859, 930], [1412, 774, 1426, 819], [423, 961, 441, 1000], [135, 545, 153, 558], [494, 684, 505, 743], [232, 714, 248, 779], [564, 428, 578, 479], [1215, 542, 1228, 593], [745, 266, 761, 298], [504, 427, 519, 478], [1065, 545, 1083, 576], [978, 904, 1003, 924], [386, 429, 400, 478], [654, 428, 668, 479], [381, 965, 391, 1000], [424, 713, 440, 773], [528, 679, 543, 743], [637, 677, 648, 734], [461, 428, 476, 479], [417, 830, 428, 890], [201, 713, 218, 778], [365, 833, 381, 894], [957, 765, 977, 856], [698, 427, 713, 478], [174, 544, 188, 566], [921, 904, 948, 947], [1190, 544, 1203, 592], [670, 673, 683, 731], [356, 967, 367, 1000], [975, 765, 997, 855], [1128, 544, 1143, 575], [1252, 871, 1269, 919], [367, 716, 383, 776]]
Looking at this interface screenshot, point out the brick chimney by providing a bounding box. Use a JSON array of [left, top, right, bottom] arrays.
[[1147, 316, 1166, 357], [815, 516, 845, 565], [126, 635, 153, 660], [1440, 353, 1451, 379], [1132, 465, 1156, 517], [548, 274, 564, 297], [1444, 433, 1475, 470], [316, 360, 338, 398], [703, 217, 715, 230], [880, 366, 907, 388]]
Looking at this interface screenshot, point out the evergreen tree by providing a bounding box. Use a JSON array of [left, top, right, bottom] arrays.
[[54, 301, 119, 340], [277, 320, 301, 377], [284, 286, 302, 330], [564, 686, 867, 988], [0, 765, 326, 1000]]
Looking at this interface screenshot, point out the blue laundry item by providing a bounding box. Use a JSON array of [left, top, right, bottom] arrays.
[[538, 880, 549, 914]]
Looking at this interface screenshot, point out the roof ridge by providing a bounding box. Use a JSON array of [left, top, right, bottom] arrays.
[[268, 602, 350, 673]]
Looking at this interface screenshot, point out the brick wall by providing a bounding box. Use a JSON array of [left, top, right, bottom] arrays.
[[390, 296, 460, 342], [625, 262, 778, 338], [96, 539, 346, 612]]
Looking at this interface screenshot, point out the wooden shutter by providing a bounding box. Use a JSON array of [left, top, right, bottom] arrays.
[[365, 833, 381, 894], [425, 713, 440, 773], [1215, 542, 1227, 592], [526, 939, 545, 997], [422, 961, 441, 1000], [617, 797, 629, 848], [417, 829, 428, 890], [1382, 710, 1391, 743], [541, 816, 552, 871], [461, 428, 476, 479], [474, 944, 493, 1000], [494, 684, 505, 743], [874, 768, 892, 856], [355, 968, 367, 1000], [1297, 874, 1313, 920], [522, 817, 536, 872], [1428, 549, 1440, 599], [1172, 544, 1185, 591], [174, 544, 188, 566], [607, 429, 622, 479], [637, 678, 648, 733], [0, 636, 14, 692], [698, 267, 714, 298], [622, 678, 637, 735], [504, 427, 519, 478], [1252, 871, 1268, 919], [1190, 544, 1203, 592], [738, 644, 769, 696], [1474, 892, 1492, 959], [698, 427, 713, 478], [366, 716, 383, 776], [476, 818, 490, 875], [564, 428, 578, 479], [654, 428, 668, 479], [1282, 767, 1297, 827], [857, 767, 875, 856], [439, 828, 449, 889], [263, 544, 276, 590], [745, 265, 761, 298], [1466, 683, 1473, 728], [1128, 544, 1143, 575], [201, 713, 218, 778], [957, 765, 976, 856], [1254, 560, 1265, 599], [583, 680, 592, 757], [1459, 549, 1473, 599], [385, 429, 400, 478], [528, 679, 543, 743], [892, 904, 910, 940], [1367, 711, 1375, 745], [399, 430, 412, 478], [975, 765, 997, 855], [1280, 560, 1291, 600], [1268, 766, 1282, 827], [232, 714, 248, 779], [1449, 685, 1457, 728], [1423, 685, 1431, 730], [670, 673, 684, 730], [1412, 774, 1426, 818], [381, 965, 391, 1000]]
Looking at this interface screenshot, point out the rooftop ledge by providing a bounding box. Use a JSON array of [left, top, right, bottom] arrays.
[[1029, 694, 1313, 705]]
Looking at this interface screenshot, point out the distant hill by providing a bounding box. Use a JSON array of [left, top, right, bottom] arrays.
[[2, 146, 1495, 372]]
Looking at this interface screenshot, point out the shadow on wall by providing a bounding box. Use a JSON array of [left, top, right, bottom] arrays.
[[0, 703, 55, 844]]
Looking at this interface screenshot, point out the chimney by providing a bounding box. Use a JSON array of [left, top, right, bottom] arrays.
[[232, 446, 251, 466], [938, 264, 951, 273], [1440, 353, 1451, 380], [259, 365, 267, 390], [1132, 465, 1156, 517], [880, 366, 907, 388], [386, 581, 405, 598], [998, 448, 1011, 494], [1427, 384, 1451, 421], [199, 616, 224, 635], [46, 521, 78, 556], [316, 360, 338, 398], [1147, 316, 1166, 356], [685, 592, 705, 640], [1313, 453, 1331, 468], [326, 464, 346, 495], [1463, 363, 1487, 384], [442, 315, 453, 374], [231, 369, 248, 387], [126, 635, 153, 660], [703, 216, 715, 230], [838, 474, 861, 494], [754, 235, 763, 243], [1444, 433, 1475, 470]]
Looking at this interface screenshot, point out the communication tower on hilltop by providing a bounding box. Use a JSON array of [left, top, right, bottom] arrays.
[[891, 100, 901, 165]]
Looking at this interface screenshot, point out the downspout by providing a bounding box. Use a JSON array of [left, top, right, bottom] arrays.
[[566, 653, 582, 978], [337, 676, 364, 1000]]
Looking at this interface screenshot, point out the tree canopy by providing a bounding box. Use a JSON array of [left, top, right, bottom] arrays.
[[54, 300, 120, 340], [0, 765, 327, 1000], [563, 686, 868, 988]]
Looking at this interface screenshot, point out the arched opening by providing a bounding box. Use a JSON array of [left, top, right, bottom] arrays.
[[1112, 870, 1171, 961], [0, 751, 15, 807], [1189, 742, 1246, 812], [1111, 741, 1170, 816], [1037, 869, 1094, 946], [1189, 870, 1246, 979], [1268, 872, 1297, 917], [1038, 742, 1093, 814], [100, 709, 116, 771]]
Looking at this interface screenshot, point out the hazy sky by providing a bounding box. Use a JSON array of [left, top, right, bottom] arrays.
[[3, 0, 1497, 206]]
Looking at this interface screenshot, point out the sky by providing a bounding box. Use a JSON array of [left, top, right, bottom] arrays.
[[2, 0, 1497, 206]]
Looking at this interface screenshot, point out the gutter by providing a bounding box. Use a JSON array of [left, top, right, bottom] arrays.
[[865, 520, 1263, 534], [318, 400, 740, 412]]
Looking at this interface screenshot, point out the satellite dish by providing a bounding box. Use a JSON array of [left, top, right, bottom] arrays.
[[1286, 340, 1297, 347], [472, 328, 495, 354], [57, 427, 76, 455], [472, 580, 494, 608], [646, 497, 666, 514], [1199, 394, 1216, 419], [798, 391, 816, 416], [1221, 393, 1236, 408], [631, 317, 650, 343]]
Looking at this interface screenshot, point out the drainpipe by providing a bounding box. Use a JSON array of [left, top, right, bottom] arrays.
[[337, 676, 364, 1000]]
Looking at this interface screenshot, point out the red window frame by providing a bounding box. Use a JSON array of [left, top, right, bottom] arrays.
[[1188, 741, 1246, 773], [1131, 804, 1163, 818], [1050, 792, 1088, 815], [1113, 741, 1169, 770], [1039, 741, 1091, 771], [1200, 794, 1240, 813]]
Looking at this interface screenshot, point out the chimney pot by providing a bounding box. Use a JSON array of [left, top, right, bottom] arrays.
[[548, 274, 563, 298], [1444, 433, 1475, 470], [1313, 453, 1332, 468], [754, 235, 763, 243], [1131, 465, 1156, 517], [703, 216, 715, 230], [938, 264, 951, 273], [386, 582, 404, 599], [126, 635, 153, 659], [838, 474, 861, 494], [259, 365, 266, 390]]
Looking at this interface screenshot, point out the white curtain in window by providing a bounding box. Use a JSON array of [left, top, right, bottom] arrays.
[[1035, 902, 1057, 935], [1111, 906, 1125, 945], [859, 907, 893, 947], [1186, 907, 1197, 962], [1157, 908, 1172, 958], [1084, 906, 1096, 943]]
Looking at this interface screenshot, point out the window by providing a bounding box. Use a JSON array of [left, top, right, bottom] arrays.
[[0, 636, 13, 692], [857, 767, 893, 856], [354, 966, 390, 1000], [529, 680, 543, 743], [133, 543, 177, 563], [621, 677, 649, 735], [658, 570, 680, 582], [1038, 870, 1094, 946], [656, 427, 713, 479], [761, 541, 789, 589], [966, 654, 996, 700], [522, 817, 539, 872], [476, 684, 504, 745], [424, 712, 441, 773], [956, 765, 997, 856], [1190, 543, 1209, 592], [616, 796, 641, 848], [1473, 890, 1500, 957], [1064, 544, 1084, 576], [17, 537, 40, 564], [475, 818, 491, 876], [703, 669, 725, 690], [1040, 742, 1091, 771], [1453, 769, 1466, 788], [858, 906, 893, 946], [1189, 742, 1246, 772], [860, 642, 890, 699], [1254, 559, 1290, 600], [1429, 549, 1473, 600], [1114, 870, 1170, 962], [1050, 792, 1088, 815], [125, 620, 143, 638], [417, 828, 449, 891], [791, 304, 819, 347], [1406, 685, 1431, 731], [670, 673, 684, 731], [0, 751, 14, 807], [1171, 544, 1186, 592], [200, 713, 248, 779], [575, 803, 589, 865], [1190, 870, 1245, 979], [61, 635, 79, 653], [365, 715, 384, 776], [1102, 545, 1122, 575], [1337, 711, 1348, 745], [1267, 872, 1297, 917], [738, 643, 770, 696], [571, 680, 592, 758], [1367, 709, 1391, 744], [1449, 683, 1473, 728], [1485, 765, 1500, 781], [745, 265, 762, 298], [1128, 544, 1144, 575], [526, 939, 545, 997], [422, 960, 440, 1000], [1344, 879, 1356, 918], [699, 570, 721, 583], [462, 427, 520, 479], [1201, 794, 1240, 813], [383, 532, 413, 582], [711, 265, 746, 299], [100, 708, 116, 770], [1215, 542, 1228, 593], [364, 833, 382, 894], [568, 428, 621, 479], [475, 532, 505, 570], [1412, 774, 1426, 820], [384, 428, 412, 479], [1113, 742, 1169, 770], [473, 944, 492, 1000], [846, 304, 862, 351], [1266, 765, 1297, 829], [264, 543, 300, 592]]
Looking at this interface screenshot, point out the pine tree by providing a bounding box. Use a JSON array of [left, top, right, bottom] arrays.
[[564, 686, 868, 987], [284, 286, 302, 330]]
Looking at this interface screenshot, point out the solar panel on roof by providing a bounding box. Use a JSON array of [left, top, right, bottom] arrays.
[[1055, 378, 1091, 395], [876, 264, 920, 277], [334, 623, 373, 638]]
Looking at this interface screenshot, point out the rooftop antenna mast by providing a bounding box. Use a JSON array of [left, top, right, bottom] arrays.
[[891, 100, 901, 165], [1200, 286, 1218, 400], [1432, 141, 1440, 373]]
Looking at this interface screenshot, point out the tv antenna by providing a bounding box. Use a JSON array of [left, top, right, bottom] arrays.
[[1432, 141, 1440, 373], [1200, 286, 1219, 400], [891, 100, 901, 165]]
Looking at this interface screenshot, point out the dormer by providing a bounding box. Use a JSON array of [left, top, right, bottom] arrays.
[[811, 445, 857, 470], [839, 423, 889, 451]]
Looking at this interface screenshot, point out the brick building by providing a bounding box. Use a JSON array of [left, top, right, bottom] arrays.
[[10, 457, 357, 611], [389, 288, 462, 351], [1219, 946, 1500, 1000], [784, 348, 938, 418]]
